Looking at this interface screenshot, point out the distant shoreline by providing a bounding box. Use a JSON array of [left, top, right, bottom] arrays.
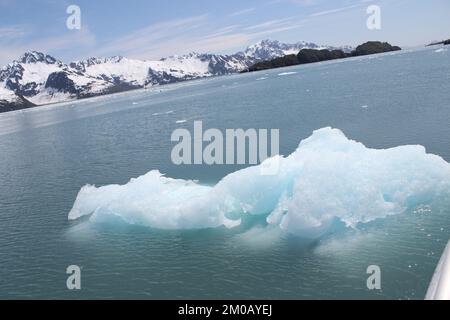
[[427, 39, 450, 46], [242, 41, 401, 73], [1, 41, 443, 114]]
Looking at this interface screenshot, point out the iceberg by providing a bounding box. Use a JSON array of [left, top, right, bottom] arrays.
[[68, 127, 450, 238]]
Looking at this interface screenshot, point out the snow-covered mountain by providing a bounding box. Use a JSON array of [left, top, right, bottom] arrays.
[[0, 39, 350, 112], [243, 39, 323, 61], [0, 51, 117, 107]]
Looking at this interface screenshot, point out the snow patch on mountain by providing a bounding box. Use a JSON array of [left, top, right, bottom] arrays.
[[155, 54, 211, 76], [0, 86, 17, 101], [0, 85, 34, 111], [71, 56, 150, 87], [28, 89, 73, 105]]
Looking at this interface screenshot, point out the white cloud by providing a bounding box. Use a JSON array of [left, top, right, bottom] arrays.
[[92, 15, 209, 59], [35, 26, 96, 52], [229, 8, 255, 17], [309, 4, 360, 17], [0, 26, 28, 39], [266, 0, 318, 6], [89, 14, 307, 60], [243, 17, 298, 31], [0, 25, 96, 66]]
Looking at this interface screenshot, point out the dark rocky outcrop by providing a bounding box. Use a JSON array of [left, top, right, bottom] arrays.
[[428, 39, 450, 46], [351, 41, 401, 56], [45, 72, 78, 94], [0, 94, 35, 112], [245, 55, 300, 72]]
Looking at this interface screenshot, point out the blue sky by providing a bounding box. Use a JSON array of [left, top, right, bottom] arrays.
[[0, 0, 449, 65]]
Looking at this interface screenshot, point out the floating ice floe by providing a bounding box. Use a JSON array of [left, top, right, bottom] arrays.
[[278, 72, 298, 76], [68, 127, 450, 238]]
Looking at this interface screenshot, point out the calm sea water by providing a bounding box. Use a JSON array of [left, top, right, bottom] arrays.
[[0, 46, 449, 299]]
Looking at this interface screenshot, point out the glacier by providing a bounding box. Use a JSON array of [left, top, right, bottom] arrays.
[[68, 127, 450, 238]]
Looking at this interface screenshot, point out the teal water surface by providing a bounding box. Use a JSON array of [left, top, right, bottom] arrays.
[[0, 46, 449, 299]]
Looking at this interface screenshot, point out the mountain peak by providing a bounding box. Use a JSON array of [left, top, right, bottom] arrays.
[[247, 39, 280, 50], [259, 39, 279, 45], [243, 39, 306, 61], [19, 51, 58, 64], [162, 52, 203, 61]]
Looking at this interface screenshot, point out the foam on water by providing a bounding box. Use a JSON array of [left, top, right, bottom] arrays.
[[68, 127, 450, 238]]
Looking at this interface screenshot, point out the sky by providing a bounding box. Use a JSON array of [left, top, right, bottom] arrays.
[[0, 0, 449, 65]]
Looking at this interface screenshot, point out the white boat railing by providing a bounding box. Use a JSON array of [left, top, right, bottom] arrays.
[[426, 239, 450, 300]]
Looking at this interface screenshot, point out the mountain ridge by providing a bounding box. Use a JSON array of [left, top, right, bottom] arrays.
[[0, 39, 351, 112]]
